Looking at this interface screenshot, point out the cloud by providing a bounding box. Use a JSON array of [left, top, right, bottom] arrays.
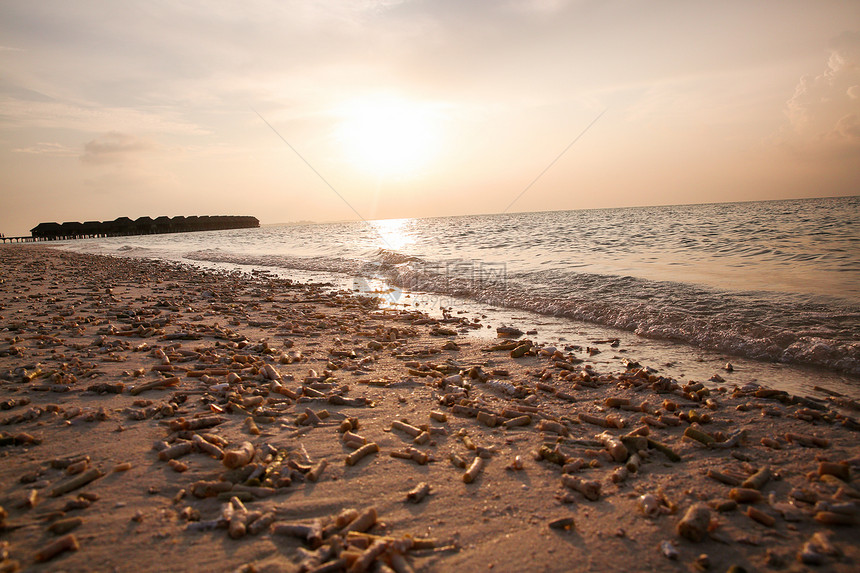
[[834, 113, 860, 140], [80, 132, 157, 165], [0, 95, 208, 135], [11, 142, 77, 156], [785, 31, 860, 148], [502, 0, 579, 15]]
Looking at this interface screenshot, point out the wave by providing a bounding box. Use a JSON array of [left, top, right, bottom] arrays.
[[373, 248, 423, 266], [184, 247, 860, 376]]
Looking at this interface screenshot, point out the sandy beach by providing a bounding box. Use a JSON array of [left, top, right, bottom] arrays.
[[1, 244, 858, 572]]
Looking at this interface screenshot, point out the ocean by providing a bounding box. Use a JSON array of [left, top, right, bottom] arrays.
[[56, 196, 860, 398]]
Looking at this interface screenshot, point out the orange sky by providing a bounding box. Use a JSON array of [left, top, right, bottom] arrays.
[[1, 1, 859, 236]]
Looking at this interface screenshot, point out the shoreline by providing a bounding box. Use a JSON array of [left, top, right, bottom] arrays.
[[55, 222, 860, 381], [50, 241, 860, 399], [1, 245, 858, 572]]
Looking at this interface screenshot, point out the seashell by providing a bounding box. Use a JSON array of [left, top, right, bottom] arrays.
[[706, 469, 741, 486], [611, 466, 629, 483], [305, 459, 327, 482], [729, 488, 762, 504], [784, 432, 829, 448], [625, 453, 642, 473], [192, 434, 224, 459], [788, 487, 817, 504], [817, 461, 850, 482], [406, 482, 431, 503], [159, 441, 193, 461], [745, 506, 775, 527], [340, 507, 377, 534], [709, 499, 737, 513], [548, 516, 575, 530], [638, 494, 660, 517], [604, 397, 630, 408], [710, 429, 746, 449], [537, 419, 568, 436], [391, 447, 429, 465], [798, 531, 841, 565], [463, 457, 484, 483], [507, 455, 525, 470], [676, 504, 711, 542], [339, 417, 359, 433], [683, 427, 715, 446], [647, 438, 681, 462], [390, 420, 422, 437], [486, 379, 517, 396], [640, 415, 666, 428], [561, 475, 601, 501], [168, 459, 188, 472], [190, 480, 233, 498], [502, 415, 531, 428], [47, 517, 83, 535], [65, 458, 89, 475], [799, 543, 826, 565], [660, 540, 679, 560], [244, 417, 260, 435], [741, 467, 772, 490], [814, 511, 857, 526], [429, 411, 447, 423], [510, 343, 531, 358], [35, 533, 79, 562], [596, 431, 629, 462], [271, 521, 324, 548], [129, 376, 180, 396], [48, 468, 103, 497], [247, 512, 275, 535], [767, 494, 803, 522], [579, 412, 625, 429], [413, 430, 430, 445], [345, 443, 379, 466], [496, 326, 523, 337], [223, 442, 255, 469]]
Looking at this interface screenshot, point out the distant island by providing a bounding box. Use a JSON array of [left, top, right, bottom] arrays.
[[29, 215, 260, 241]]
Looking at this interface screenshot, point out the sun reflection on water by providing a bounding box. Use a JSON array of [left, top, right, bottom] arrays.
[[370, 218, 415, 252]]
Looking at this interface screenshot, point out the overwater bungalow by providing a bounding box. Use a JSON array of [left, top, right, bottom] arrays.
[[27, 215, 259, 241]]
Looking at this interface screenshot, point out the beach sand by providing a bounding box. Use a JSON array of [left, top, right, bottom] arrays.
[[1, 245, 858, 572]]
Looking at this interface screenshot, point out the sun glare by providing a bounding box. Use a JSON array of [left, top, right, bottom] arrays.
[[370, 217, 415, 251], [335, 95, 442, 178]]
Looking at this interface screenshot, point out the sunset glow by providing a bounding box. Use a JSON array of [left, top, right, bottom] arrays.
[[0, 1, 858, 235], [335, 96, 443, 178]]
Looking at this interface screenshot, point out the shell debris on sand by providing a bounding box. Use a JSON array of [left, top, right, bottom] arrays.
[[0, 245, 858, 572]]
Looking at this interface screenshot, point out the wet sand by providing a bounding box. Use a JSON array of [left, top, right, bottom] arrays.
[[1, 245, 858, 572]]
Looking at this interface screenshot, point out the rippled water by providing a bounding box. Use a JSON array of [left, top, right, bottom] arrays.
[[58, 196, 859, 377]]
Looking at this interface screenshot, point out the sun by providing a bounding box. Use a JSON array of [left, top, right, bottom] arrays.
[[334, 95, 442, 178]]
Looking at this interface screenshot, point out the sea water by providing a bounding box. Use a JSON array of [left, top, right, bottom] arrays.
[[56, 196, 860, 398]]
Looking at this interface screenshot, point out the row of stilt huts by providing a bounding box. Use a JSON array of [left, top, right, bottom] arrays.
[[28, 215, 260, 241]]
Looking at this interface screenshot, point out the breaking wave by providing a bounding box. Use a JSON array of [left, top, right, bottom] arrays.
[[184, 247, 860, 376]]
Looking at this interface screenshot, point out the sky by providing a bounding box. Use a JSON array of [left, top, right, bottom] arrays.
[[1, 0, 859, 236]]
